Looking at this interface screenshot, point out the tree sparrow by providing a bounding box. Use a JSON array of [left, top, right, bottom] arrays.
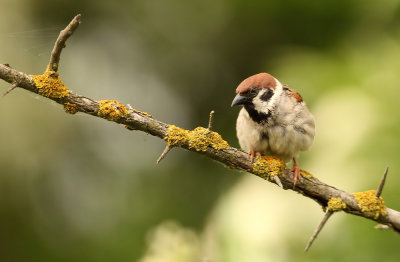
[[231, 73, 315, 187]]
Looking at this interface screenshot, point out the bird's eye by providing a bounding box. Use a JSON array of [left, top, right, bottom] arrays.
[[250, 87, 257, 94]]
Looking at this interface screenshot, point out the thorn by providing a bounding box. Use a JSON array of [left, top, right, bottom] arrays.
[[273, 175, 283, 188], [3, 82, 17, 96], [376, 167, 388, 198], [304, 210, 334, 252], [157, 145, 171, 164], [208, 110, 215, 130], [375, 224, 390, 230]]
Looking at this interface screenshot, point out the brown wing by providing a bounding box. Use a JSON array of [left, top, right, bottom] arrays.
[[283, 85, 303, 103]]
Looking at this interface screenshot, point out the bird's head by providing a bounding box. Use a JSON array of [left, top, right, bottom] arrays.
[[231, 73, 283, 120]]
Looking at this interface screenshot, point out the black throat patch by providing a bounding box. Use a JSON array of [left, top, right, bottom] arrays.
[[244, 103, 271, 123]]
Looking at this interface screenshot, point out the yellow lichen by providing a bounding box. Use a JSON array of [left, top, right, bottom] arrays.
[[30, 66, 69, 99], [133, 108, 152, 118], [165, 125, 190, 147], [164, 125, 229, 151], [352, 190, 387, 219], [187, 127, 229, 151], [98, 100, 130, 121], [300, 169, 315, 179], [327, 197, 347, 211], [63, 102, 78, 114], [253, 156, 286, 181]]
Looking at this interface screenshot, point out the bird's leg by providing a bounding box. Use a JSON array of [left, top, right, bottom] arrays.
[[249, 151, 262, 162], [290, 157, 301, 188]]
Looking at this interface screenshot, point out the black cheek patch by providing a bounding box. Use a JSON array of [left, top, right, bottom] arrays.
[[260, 89, 274, 102]]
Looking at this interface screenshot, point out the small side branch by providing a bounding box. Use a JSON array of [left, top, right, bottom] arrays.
[[48, 14, 82, 72], [208, 110, 215, 130], [375, 224, 391, 230], [273, 175, 283, 188], [376, 167, 389, 198], [3, 82, 17, 96], [157, 145, 171, 164], [304, 211, 334, 252]]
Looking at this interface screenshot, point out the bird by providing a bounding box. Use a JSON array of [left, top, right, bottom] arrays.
[[231, 72, 315, 187]]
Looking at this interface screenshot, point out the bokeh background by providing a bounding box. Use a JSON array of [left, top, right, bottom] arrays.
[[1, 0, 400, 261]]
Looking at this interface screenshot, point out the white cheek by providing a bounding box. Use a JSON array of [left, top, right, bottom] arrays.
[[253, 96, 269, 112], [253, 80, 284, 113]]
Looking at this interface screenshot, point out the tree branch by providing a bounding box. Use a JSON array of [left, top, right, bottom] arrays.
[[1, 15, 399, 249], [48, 14, 81, 72]]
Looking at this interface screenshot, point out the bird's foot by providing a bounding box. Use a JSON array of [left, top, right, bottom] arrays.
[[249, 151, 262, 162], [290, 157, 301, 188]]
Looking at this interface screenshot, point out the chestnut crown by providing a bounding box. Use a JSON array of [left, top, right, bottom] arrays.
[[235, 73, 278, 94]]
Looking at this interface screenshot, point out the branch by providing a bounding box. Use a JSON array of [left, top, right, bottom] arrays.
[[48, 14, 81, 72], [1, 15, 399, 249]]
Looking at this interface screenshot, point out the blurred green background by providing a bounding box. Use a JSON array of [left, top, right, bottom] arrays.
[[1, 0, 400, 261]]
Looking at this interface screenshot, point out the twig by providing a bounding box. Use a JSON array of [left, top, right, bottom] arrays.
[[273, 175, 283, 188], [157, 145, 171, 164], [127, 104, 134, 112], [3, 82, 17, 96], [375, 224, 391, 230], [304, 211, 334, 252], [208, 110, 215, 130], [376, 167, 388, 198], [48, 14, 82, 72]]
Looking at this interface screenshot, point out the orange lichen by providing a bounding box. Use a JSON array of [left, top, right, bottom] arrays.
[[63, 102, 78, 114], [165, 125, 189, 147], [352, 190, 387, 219], [98, 100, 130, 121], [30, 66, 69, 99], [253, 156, 286, 181], [300, 169, 315, 179], [164, 125, 229, 151], [327, 197, 346, 211], [133, 108, 152, 118], [187, 127, 229, 151]]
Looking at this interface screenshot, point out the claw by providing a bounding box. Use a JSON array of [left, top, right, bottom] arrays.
[[249, 151, 262, 162], [290, 157, 301, 188]]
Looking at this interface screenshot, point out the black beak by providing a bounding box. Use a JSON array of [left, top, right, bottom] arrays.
[[231, 93, 249, 107]]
